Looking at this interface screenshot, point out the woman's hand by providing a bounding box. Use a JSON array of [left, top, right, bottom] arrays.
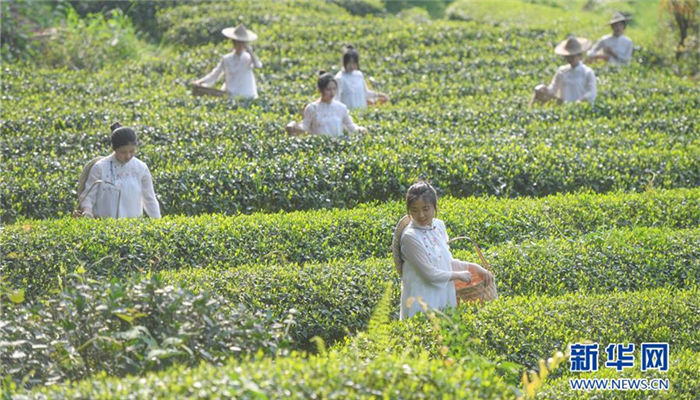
[[454, 270, 472, 283], [474, 264, 494, 286]]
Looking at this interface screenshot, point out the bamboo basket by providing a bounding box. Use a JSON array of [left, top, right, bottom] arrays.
[[449, 236, 498, 304], [191, 83, 227, 97]]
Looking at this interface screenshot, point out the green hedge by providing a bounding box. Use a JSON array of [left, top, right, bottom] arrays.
[[0, 274, 292, 388], [167, 226, 698, 347], [2, 0, 698, 222], [21, 288, 699, 399], [3, 188, 698, 297], [384, 287, 700, 369], [22, 350, 518, 399], [458, 226, 700, 297]]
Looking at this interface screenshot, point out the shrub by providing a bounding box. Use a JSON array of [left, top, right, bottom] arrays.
[[2, 188, 698, 298], [0, 273, 293, 388]]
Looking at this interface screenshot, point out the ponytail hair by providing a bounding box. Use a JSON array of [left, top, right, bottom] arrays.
[[342, 44, 360, 69], [110, 122, 138, 149]]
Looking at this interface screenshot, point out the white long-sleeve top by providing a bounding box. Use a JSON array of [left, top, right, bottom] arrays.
[[302, 99, 358, 137], [197, 51, 262, 99], [588, 34, 633, 65], [80, 154, 161, 219], [399, 218, 461, 320], [545, 63, 597, 103], [335, 70, 376, 110]]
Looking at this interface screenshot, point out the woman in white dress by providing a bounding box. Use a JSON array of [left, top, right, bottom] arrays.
[[193, 24, 262, 99], [79, 122, 161, 219], [532, 36, 597, 105], [286, 71, 367, 137], [398, 181, 493, 320], [335, 45, 389, 110]]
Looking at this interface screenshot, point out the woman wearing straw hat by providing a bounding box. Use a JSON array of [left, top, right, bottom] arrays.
[[587, 12, 633, 65], [532, 36, 597, 105], [393, 181, 493, 320], [193, 24, 262, 99]]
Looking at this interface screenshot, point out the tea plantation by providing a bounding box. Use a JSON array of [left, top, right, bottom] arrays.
[[1, 0, 698, 398]]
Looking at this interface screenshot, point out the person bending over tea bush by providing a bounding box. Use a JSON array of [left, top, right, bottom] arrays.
[[286, 71, 367, 137], [335, 45, 389, 110], [587, 12, 634, 65], [532, 36, 597, 105], [193, 24, 262, 99], [77, 122, 161, 219]]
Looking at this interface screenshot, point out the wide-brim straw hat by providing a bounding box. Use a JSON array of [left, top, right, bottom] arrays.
[[610, 12, 632, 25], [554, 36, 591, 56], [222, 24, 258, 42], [392, 215, 412, 276]]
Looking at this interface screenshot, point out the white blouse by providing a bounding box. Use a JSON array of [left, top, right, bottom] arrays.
[[335, 70, 375, 110], [588, 34, 633, 65], [80, 154, 161, 219], [198, 51, 262, 99], [545, 63, 597, 103], [400, 219, 460, 320], [302, 100, 358, 137]]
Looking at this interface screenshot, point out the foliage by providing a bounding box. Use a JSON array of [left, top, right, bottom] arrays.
[[3, 188, 699, 297], [0, 273, 293, 389], [67, 0, 187, 41], [659, 0, 699, 76], [391, 286, 700, 368], [0, 0, 61, 62], [38, 6, 145, 71], [384, 0, 454, 18], [2, 1, 698, 222], [327, 0, 386, 16], [25, 349, 519, 399]]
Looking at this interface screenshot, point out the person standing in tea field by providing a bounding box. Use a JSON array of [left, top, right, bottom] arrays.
[[335, 45, 389, 110], [286, 71, 367, 136], [587, 12, 634, 65], [77, 122, 161, 219], [193, 24, 262, 99], [393, 181, 493, 320], [532, 36, 597, 105]]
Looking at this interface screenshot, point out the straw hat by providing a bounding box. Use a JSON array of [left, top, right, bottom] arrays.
[[222, 24, 258, 42], [554, 36, 591, 56], [391, 215, 412, 276], [609, 12, 632, 25]]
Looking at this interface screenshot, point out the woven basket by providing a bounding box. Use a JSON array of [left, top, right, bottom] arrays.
[[191, 83, 227, 97], [391, 215, 412, 276], [449, 236, 498, 305]]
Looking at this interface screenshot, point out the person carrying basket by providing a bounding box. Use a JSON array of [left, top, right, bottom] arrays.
[[192, 24, 262, 99], [392, 181, 494, 320]]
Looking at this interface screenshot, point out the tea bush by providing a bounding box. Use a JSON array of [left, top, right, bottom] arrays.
[[389, 287, 700, 368], [0, 274, 292, 388], [25, 350, 519, 399], [3, 188, 698, 297], [1, 0, 698, 222], [166, 226, 699, 346]]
